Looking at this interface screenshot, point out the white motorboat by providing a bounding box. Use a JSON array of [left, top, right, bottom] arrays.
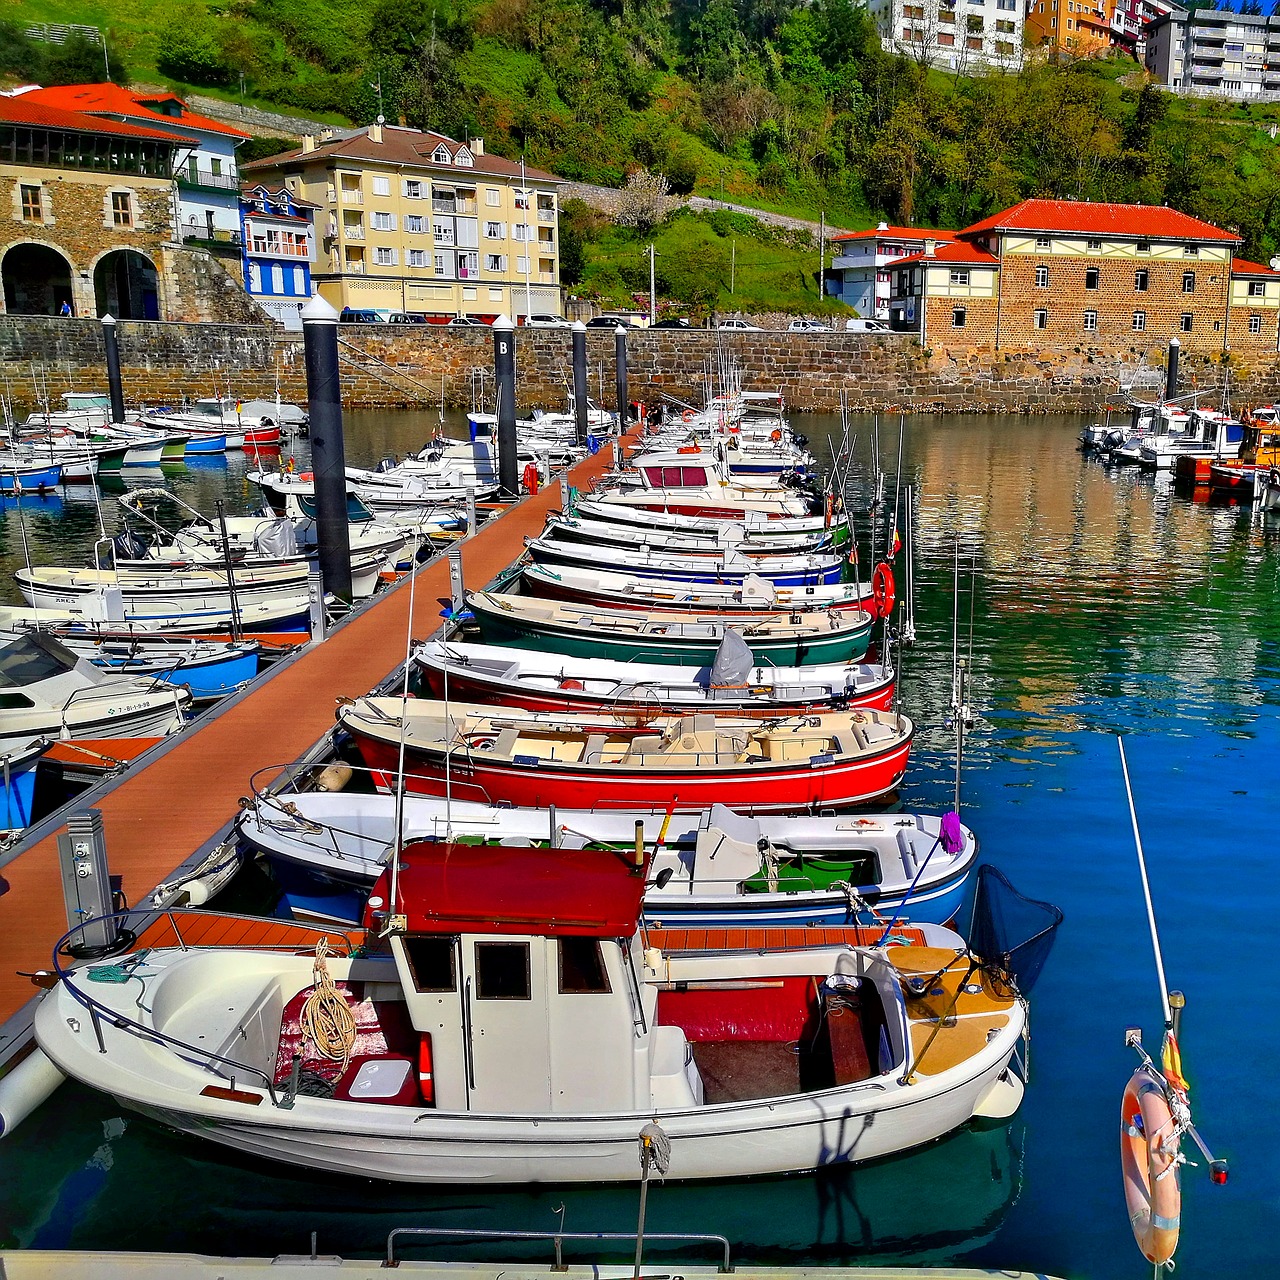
[[569, 497, 838, 543], [0, 630, 190, 744], [33, 849, 1053, 1184], [541, 512, 836, 557], [1138, 408, 1244, 471]]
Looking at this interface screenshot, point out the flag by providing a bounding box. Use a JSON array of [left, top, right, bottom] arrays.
[[1162, 1031, 1190, 1095], [892, 529, 902, 557]]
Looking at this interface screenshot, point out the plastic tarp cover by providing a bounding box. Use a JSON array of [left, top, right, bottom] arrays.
[[253, 518, 300, 559], [710, 629, 754, 688]]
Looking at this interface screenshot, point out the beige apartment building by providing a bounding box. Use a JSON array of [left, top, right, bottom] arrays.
[[245, 123, 562, 321]]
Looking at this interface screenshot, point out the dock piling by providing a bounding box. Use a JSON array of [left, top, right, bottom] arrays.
[[572, 320, 588, 445], [1166, 337, 1181, 401], [101, 315, 125, 425], [615, 325, 629, 430], [493, 315, 519, 497]]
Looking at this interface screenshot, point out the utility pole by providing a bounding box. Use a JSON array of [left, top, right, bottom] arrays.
[[648, 243, 656, 324], [730, 240, 735, 294], [369, 73, 384, 119], [818, 211, 825, 297]]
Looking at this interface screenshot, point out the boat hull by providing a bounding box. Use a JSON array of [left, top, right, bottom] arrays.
[[527, 542, 846, 587]]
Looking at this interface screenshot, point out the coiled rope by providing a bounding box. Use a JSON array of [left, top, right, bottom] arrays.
[[299, 938, 357, 1073]]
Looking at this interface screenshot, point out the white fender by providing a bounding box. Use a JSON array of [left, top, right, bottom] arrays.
[[0, 1046, 66, 1138]]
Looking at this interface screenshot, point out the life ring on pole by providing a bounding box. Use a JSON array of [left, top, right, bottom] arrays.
[[871, 562, 896, 619], [682, 410, 695, 422], [1121, 1068, 1181, 1266], [521, 462, 540, 495]]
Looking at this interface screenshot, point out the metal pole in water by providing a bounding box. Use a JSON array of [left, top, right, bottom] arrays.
[[1165, 337, 1181, 401], [101, 314, 125, 425], [615, 325, 629, 431], [493, 315, 519, 498], [572, 321, 588, 446], [301, 295, 353, 603]]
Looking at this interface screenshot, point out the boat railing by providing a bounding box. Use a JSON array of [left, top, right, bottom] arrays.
[[384, 1226, 733, 1272]]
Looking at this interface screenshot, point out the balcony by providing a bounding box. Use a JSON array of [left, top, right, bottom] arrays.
[[341, 189, 363, 205], [250, 239, 312, 259], [538, 272, 556, 284], [538, 208, 556, 223], [176, 169, 240, 193], [343, 225, 365, 240]]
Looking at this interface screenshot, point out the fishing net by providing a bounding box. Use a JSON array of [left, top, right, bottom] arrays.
[[967, 865, 1063, 996]]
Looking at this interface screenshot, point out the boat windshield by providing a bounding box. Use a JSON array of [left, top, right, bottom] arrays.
[[0, 633, 80, 686]]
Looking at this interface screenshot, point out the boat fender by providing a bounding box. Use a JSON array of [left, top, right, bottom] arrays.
[[418, 1034, 435, 1105], [872, 563, 896, 619], [771, 429, 783, 442], [315, 763, 353, 793], [559, 679, 585, 691], [0, 1046, 67, 1138], [1121, 1068, 1182, 1266]]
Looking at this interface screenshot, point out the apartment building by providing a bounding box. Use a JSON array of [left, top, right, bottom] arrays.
[[245, 123, 562, 321], [1145, 7, 1280, 100], [240, 184, 317, 330], [888, 198, 1280, 355], [828, 224, 956, 319], [1024, 0, 1111, 57], [866, 0, 1024, 72]]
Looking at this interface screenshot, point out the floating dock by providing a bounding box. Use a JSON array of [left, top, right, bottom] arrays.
[[0, 448, 617, 1054]]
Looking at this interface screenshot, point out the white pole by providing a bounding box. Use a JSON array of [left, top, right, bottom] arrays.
[[648, 244, 656, 325], [390, 560, 419, 924], [521, 156, 532, 324], [818, 212, 825, 298], [730, 240, 735, 294]]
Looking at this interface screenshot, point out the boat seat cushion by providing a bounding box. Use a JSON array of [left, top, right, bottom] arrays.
[[583, 733, 608, 763], [833, 728, 866, 757]]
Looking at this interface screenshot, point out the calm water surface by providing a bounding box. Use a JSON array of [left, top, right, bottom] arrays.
[[1, 411, 1277, 1277]]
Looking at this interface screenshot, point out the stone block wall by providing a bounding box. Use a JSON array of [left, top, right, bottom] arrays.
[[5, 315, 1280, 414]]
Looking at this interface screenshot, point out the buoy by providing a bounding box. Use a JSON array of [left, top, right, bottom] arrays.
[[314, 763, 353, 792], [0, 1046, 67, 1138], [871, 562, 896, 619], [1121, 1067, 1181, 1266]]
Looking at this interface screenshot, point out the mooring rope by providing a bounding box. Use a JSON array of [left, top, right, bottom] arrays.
[[299, 938, 357, 1072]]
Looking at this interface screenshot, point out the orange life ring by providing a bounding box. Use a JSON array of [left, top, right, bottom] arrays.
[[682, 410, 695, 422], [299, 471, 314, 481], [677, 445, 700, 454], [521, 462, 540, 495], [770, 428, 783, 442], [1121, 1068, 1181, 1266], [871, 562, 896, 619]]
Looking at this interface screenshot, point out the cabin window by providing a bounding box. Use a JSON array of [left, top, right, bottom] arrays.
[[0, 633, 79, 686], [0, 692, 35, 709], [404, 935, 457, 991], [475, 941, 531, 1000], [558, 938, 611, 993]]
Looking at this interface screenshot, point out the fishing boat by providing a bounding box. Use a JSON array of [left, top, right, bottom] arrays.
[[337, 698, 912, 812], [52, 633, 261, 702], [0, 458, 62, 493], [240, 789, 975, 930], [32, 850, 1053, 1184], [540, 512, 837, 558], [570, 496, 842, 545], [412, 637, 895, 716], [518, 562, 874, 614], [0, 631, 191, 745], [1138, 408, 1243, 472], [468, 591, 873, 666]]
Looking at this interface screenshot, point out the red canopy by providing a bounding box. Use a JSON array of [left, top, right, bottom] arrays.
[[366, 840, 648, 937]]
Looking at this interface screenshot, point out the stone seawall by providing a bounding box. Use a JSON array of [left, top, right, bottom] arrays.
[[3, 316, 1274, 413]]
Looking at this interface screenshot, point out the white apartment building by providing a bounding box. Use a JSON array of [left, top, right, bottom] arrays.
[[866, 0, 1025, 71], [1146, 7, 1280, 100], [828, 224, 956, 319]]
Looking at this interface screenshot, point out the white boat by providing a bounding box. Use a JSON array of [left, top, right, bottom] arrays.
[[0, 630, 190, 744], [542, 512, 836, 557], [1108, 403, 1191, 464], [33, 850, 1052, 1184], [570, 497, 838, 543], [1138, 408, 1244, 471]]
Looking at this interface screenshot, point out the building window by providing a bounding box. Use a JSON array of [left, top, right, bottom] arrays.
[[1248, 280, 1266, 297], [1086, 238, 1102, 251], [1085, 267, 1099, 289], [457, 252, 478, 279], [1183, 243, 1200, 257], [1133, 311, 1146, 332], [405, 215, 424, 234], [514, 189, 530, 210], [434, 223, 454, 245], [1249, 314, 1262, 334], [1179, 313, 1193, 331], [372, 176, 391, 196], [485, 253, 506, 271], [952, 307, 967, 327], [372, 211, 394, 231], [404, 179, 424, 199], [489, 287, 503, 301], [408, 249, 428, 268], [434, 253, 447, 275], [1036, 265, 1049, 287], [111, 191, 132, 227], [516, 255, 530, 274], [19, 184, 41, 221], [485, 188, 501, 206], [949, 269, 970, 285], [1135, 269, 1149, 292], [374, 246, 396, 265], [1182, 270, 1196, 293], [1035, 236, 1051, 249], [937, 29, 955, 42], [1034, 308, 1048, 329], [1084, 309, 1098, 331], [485, 221, 505, 239], [1136, 241, 1150, 254], [966, 35, 983, 47]]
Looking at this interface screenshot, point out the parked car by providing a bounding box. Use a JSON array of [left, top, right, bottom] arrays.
[[845, 318, 891, 333], [525, 314, 572, 329], [445, 316, 487, 327], [651, 317, 693, 329], [717, 318, 763, 332], [787, 319, 833, 333], [388, 312, 428, 324], [339, 308, 385, 324], [585, 316, 626, 329]]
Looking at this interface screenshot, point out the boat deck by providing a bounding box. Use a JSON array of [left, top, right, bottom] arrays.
[[0, 446, 618, 1048]]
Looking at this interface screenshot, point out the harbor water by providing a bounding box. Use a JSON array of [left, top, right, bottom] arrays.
[[1, 411, 1277, 1276]]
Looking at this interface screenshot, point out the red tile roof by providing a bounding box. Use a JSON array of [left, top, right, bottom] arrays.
[[894, 240, 1001, 267], [23, 83, 251, 140], [0, 93, 188, 143], [831, 225, 954, 243], [959, 198, 1240, 243], [1232, 257, 1280, 277]]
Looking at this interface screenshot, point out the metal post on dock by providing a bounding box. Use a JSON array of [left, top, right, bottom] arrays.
[[493, 315, 519, 497], [301, 295, 353, 604], [465, 486, 477, 537], [572, 321, 588, 446], [307, 567, 326, 642], [615, 325, 629, 431], [101, 314, 125, 425], [448, 545, 465, 617], [1166, 337, 1181, 401], [57, 809, 123, 957]]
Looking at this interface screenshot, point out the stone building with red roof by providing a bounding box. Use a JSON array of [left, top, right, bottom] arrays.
[[887, 198, 1280, 356]]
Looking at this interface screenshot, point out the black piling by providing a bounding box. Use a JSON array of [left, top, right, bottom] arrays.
[[572, 320, 588, 446], [494, 315, 519, 496], [102, 314, 125, 425], [1166, 337, 1181, 401], [301, 296, 353, 604], [614, 325, 629, 430]]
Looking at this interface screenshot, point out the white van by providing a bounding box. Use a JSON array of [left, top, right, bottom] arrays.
[[845, 318, 891, 333]]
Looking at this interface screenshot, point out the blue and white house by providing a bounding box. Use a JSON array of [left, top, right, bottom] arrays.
[[240, 184, 317, 329]]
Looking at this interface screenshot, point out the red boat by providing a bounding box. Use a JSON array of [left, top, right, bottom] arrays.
[[338, 698, 913, 814]]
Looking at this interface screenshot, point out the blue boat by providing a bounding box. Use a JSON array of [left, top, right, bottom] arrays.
[[64, 637, 261, 702], [183, 435, 228, 456], [1, 740, 46, 832], [0, 462, 63, 493]]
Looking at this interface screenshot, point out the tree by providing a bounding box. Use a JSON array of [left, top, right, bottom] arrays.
[[560, 222, 587, 287], [156, 9, 232, 85], [614, 168, 674, 234]]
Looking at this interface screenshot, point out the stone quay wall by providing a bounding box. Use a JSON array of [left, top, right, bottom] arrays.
[[4, 315, 1279, 413]]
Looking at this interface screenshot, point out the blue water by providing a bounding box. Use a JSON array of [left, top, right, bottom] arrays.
[[1, 414, 1278, 1275]]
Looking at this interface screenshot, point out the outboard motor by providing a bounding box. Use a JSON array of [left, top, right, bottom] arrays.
[[375, 455, 398, 474], [97, 529, 150, 568]]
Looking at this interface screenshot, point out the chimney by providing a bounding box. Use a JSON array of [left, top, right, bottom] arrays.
[[469, 137, 485, 156], [301, 134, 316, 153], [369, 118, 384, 143], [923, 238, 937, 256], [877, 220, 888, 230]]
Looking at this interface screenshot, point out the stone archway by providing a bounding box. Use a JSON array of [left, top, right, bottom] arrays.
[[93, 249, 160, 320], [1, 243, 74, 315]]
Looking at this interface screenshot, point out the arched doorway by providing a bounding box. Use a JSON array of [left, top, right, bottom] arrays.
[[1, 243, 73, 315], [94, 250, 159, 320]]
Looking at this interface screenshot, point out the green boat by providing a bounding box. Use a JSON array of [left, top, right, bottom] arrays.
[[467, 590, 872, 666]]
